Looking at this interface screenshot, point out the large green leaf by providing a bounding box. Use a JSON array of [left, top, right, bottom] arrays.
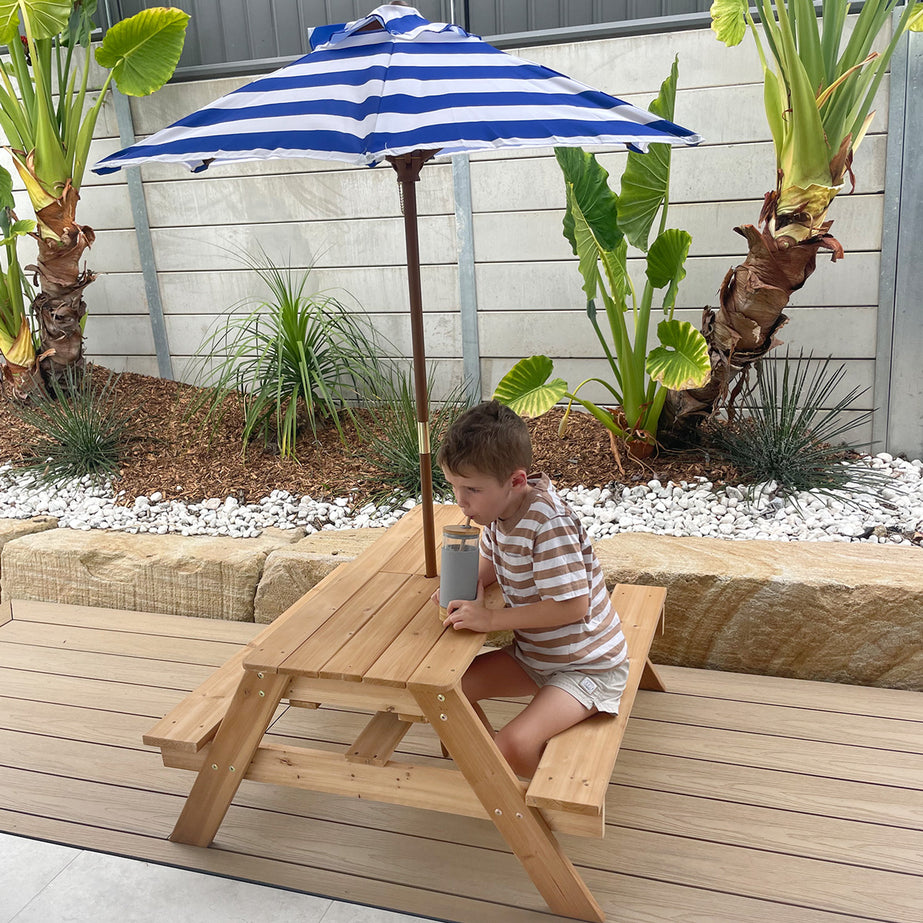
[[617, 58, 678, 251], [710, 0, 748, 47], [0, 0, 70, 45], [492, 355, 567, 419], [646, 319, 710, 390], [646, 228, 691, 312], [96, 7, 189, 97], [0, 166, 13, 211], [555, 147, 621, 255], [564, 183, 603, 301]]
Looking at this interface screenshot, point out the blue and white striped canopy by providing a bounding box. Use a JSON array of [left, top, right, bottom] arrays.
[[93, 3, 700, 175]]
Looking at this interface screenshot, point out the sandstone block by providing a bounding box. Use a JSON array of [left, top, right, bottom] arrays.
[[0, 517, 58, 552], [595, 533, 923, 690], [1, 528, 298, 621], [254, 528, 381, 623]]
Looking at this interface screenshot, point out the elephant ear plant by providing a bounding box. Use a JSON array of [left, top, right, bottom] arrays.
[[0, 1, 189, 390], [494, 61, 710, 455]]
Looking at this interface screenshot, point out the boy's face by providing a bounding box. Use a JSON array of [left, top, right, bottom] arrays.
[[441, 466, 528, 525]]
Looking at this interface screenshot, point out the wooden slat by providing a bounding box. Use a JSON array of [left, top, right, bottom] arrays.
[[143, 648, 248, 752], [273, 571, 411, 678], [362, 597, 450, 687], [285, 676, 423, 718], [318, 574, 437, 681], [241, 560, 366, 670], [406, 621, 488, 691], [165, 741, 489, 819], [346, 712, 414, 765], [526, 584, 666, 819]]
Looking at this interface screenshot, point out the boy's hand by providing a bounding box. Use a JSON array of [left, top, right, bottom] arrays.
[[444, 582, 493, 633]]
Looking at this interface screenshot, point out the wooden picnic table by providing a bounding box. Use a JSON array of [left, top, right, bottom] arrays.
[[147, 503, 667, 922]]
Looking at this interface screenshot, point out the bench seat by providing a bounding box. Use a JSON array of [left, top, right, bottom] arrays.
[[528, 583, 666, 837]]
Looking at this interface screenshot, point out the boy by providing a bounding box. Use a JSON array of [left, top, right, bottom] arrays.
[[436, 400, 629, 778]]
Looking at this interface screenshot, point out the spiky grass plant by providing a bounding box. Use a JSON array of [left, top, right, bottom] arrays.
[[358, 366, 474, 506], [191, 252, 388, 458], [10, 369, 133, 484], [708, 351, 887, 506]]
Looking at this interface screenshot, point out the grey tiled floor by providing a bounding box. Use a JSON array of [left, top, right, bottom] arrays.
[[0, 833, 435, 923]]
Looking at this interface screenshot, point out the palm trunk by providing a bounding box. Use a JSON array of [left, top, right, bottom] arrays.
[[662, 195, 844, 438], [28, 182, 96, 389]]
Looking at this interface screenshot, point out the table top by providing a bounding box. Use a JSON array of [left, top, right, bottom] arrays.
[[243, 503, 487, 691]]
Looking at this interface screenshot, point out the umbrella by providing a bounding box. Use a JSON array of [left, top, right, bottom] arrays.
[[94, 2, 701, 577]]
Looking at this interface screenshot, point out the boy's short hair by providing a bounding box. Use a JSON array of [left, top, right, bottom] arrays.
[[437, 400, 532, 482]]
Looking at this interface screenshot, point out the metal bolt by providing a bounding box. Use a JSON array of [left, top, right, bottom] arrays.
[[229, 765, 236, 773], [439, 713, 447, 721], [437, 694, 445, 701], [258, 690, 265, 697], [515, 812, 523, 819], [211, 763, 218, 771], [494, 808, 503, 816], [257, 672, 264, 679]]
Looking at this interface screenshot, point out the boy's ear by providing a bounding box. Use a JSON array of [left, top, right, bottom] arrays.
[[510, 469, 528, 488]]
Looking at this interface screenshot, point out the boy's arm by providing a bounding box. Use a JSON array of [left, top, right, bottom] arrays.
[[478, 553, 497, 589], [444, 592, 587, 633]]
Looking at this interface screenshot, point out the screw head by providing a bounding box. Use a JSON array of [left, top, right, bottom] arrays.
[[494, 808, 503, 816], [229, 765, 236, 772], [211, 763, 218, 771], [436, 694, 445, 701], [439, 713, 447, 721]]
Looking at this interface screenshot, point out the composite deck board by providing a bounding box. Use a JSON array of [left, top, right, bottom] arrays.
[[656, 664, 923, 721], [1, 601, 920, 923], [4, 722, 921, 879]]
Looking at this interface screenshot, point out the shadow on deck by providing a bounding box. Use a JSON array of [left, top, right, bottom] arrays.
[[0, 599, 920, 922]]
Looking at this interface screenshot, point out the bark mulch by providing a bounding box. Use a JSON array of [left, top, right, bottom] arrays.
[[0, 366, 740, 507]]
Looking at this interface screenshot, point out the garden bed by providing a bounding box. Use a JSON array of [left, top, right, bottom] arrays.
[[0, 366, 741, 508]]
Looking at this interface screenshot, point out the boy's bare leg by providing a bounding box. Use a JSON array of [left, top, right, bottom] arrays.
[[461, 648, 539, 735], [495, 684, 596, 778]]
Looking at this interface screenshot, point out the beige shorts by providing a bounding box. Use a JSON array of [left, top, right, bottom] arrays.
[[505, 647, 630, 714]]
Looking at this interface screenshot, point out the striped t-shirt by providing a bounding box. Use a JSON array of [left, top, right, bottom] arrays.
[[479, 473, 628, 675]]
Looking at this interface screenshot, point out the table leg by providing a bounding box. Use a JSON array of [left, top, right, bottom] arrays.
[[412, 685, 605, 923], [640, 659, 667, 691], [170, 670, 290, 847]]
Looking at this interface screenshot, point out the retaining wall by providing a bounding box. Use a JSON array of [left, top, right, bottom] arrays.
[[1, 517, 919, 690]]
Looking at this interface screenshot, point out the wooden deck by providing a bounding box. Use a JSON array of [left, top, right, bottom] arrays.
[[1, 598, 921, 922]]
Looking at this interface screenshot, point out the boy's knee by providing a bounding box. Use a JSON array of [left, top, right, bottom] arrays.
[[495, 724, 544, 778]]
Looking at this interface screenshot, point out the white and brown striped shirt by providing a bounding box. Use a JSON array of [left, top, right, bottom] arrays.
[[480, 473, 627, 674]]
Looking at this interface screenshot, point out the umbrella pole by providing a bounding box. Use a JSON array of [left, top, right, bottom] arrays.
[[389, 152, 438, 578]]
